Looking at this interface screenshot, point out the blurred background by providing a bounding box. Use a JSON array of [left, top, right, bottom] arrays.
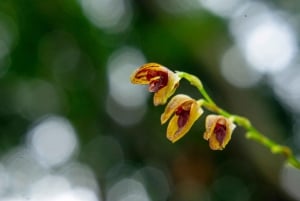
[[0, 0, 300, 201]]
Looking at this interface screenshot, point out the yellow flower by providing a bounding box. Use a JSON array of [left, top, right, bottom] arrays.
[[161, 94, 203, 143], [203, 115, 236, 150], [130, 63, 180, 106]]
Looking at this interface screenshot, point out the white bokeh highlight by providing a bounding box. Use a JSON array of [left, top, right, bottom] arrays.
[[78, 0, 131, 32], [0, 146, 101, 201], [46, 188, 99, 201], [106, 47, 148, 126], [270, 63, 300, 113], [107, 178, 151, 201], [29, 175, 100, 201], [2, 147, 46, 194], [60, 162, 100, 193], [0, 163, 10, 196], [230, 2, 298, 74], [243, 18, 297, 73], [30, 175, 71, 198], [107, 46, 147, 108], [221, 45, 262, 88], [27, 116, 78, 168], [281, 164, 300, 200], [199, 0, 247, 18]]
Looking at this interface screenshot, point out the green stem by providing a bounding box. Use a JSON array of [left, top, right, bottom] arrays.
[[179, 71, 300, 169], [177, 71, 216, 105], [246, 130, 300, 169]]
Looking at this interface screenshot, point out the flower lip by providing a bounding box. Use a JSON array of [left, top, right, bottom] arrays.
[[161, 94, 203, 143], [161, 94, 192, 124], [148, 70, 168, 92], [214, 119, 227, 144], [175, 104, 191, 129]]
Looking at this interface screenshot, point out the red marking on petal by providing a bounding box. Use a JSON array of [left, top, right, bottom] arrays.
[[135, 69, 149, 80], [175, 106, 190, 128], [147, 70, 168, 92], [146, 70, 158, 80], [214, 123, 227, 144]]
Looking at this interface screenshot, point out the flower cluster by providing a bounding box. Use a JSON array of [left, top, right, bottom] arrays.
[[130, 63, 235, 150]]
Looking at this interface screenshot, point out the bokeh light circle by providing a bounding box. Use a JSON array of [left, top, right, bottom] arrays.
[[27, 115, 78, 168]]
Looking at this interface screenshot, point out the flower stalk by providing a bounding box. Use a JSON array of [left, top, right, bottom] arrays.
[[179, 70, 300, 169], [131, 63, 300, 169]]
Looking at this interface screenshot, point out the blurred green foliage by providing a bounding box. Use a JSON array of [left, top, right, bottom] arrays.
[[0, 1, 298, 201]]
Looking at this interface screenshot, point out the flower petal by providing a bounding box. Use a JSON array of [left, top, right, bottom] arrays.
[[161, 94, 192, 124], [153, 70, 180, 106], [221, 119, 236, 148], [166, 115, 180, 142], [166, 100, 203, 143], [203, 115, 219, 140], [130, 63, 169, 84]]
